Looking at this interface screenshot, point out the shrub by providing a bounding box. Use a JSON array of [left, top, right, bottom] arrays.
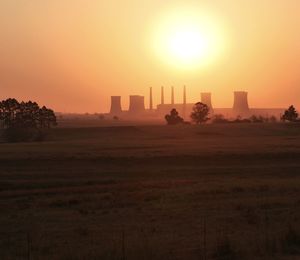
[[212, 114, 229, 124], [232, 116, 251, 123], [249, 115, 264, 123], [165, 109, 184, 125]]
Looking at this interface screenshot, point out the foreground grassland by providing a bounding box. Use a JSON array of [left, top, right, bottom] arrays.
[[0, 123, 300, 259]]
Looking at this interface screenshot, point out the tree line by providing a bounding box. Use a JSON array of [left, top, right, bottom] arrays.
[[165, 103, 299, 125], [0, 98, 57, 142]]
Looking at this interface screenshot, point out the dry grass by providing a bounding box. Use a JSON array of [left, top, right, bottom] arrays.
[[0, 123, 300, 259]]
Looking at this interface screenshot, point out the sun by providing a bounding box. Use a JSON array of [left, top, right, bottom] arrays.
[[152, 8, 226, 70], [167, 26, 210, 63]]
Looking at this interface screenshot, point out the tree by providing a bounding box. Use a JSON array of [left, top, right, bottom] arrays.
[[0, 98, 20, 128], [0, 98, 57, 142], [190, 102, 210, 124], [165, 109, 184, 125], [17, 101, 40, 128], [0, 99, 57, 129], [281, 105, 298, 122], [37, 106, 57, 128]]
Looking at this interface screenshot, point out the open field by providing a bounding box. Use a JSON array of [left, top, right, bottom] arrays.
[[0, 123, 300, 259]]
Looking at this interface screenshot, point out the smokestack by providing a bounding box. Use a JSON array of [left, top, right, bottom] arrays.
[[171, 86, 174, 105], [183, 85, 187, 119], [233, 91, 249, 114], [161, 86, 165, 105], [129, 95, 145, 114], [183, 85, 186, 105], [110, 96, 122, 115], [149, 87, 153, 110], [201, 92, 213, 110]]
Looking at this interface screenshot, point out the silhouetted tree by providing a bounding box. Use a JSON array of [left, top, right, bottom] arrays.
[[0, 98, 20, 128], [165, 109, 184, 125], [38, 106, 57, 128], [0, 99, 57, 129], [0, 98, 57, 142], [190, 102, 210, 124], [281, 106, 298, 122]]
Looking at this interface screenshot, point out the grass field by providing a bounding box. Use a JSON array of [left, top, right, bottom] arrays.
[[0, 123, 300, 259]]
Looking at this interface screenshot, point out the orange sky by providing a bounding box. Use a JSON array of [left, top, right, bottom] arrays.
[[0, 0, 300, 113]]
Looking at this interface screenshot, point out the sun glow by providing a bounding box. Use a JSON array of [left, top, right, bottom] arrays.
[[152, 8, 226, 70], [168, 27, 210, 62]]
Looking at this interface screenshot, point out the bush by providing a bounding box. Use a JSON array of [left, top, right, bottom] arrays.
[[249, 115, 264, 123], [212, 114, 230, 124], [165, 109, 184, 125], [232, 116, 251, 123]]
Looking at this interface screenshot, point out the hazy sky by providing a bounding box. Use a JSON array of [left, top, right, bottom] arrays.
[[1, 0, 300, 112]]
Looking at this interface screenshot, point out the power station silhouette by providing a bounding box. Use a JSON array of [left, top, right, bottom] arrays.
[[233, 91, 249, 113], [109, 87, 283, 119]]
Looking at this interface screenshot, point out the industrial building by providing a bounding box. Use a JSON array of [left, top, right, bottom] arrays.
[[110, 96, 122, 115], [108, 87, 285, 120]]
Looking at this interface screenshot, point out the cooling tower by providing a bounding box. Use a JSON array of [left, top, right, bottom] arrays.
[[201, 92, 213, 111], [233, 91, 249, 113], [110, 96, 122, 115], [129, 95, 145, 114]]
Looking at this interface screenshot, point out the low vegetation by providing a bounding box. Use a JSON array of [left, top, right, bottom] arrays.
[[165, 108, 184, 125], [165, 103, 299, 125], [212, 114, 279, 124]]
